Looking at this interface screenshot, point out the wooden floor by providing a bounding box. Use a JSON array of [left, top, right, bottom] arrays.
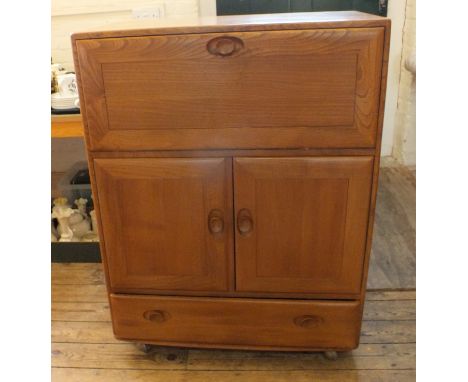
[[51, 263, 416, 381], [368, 164, 416, 289]]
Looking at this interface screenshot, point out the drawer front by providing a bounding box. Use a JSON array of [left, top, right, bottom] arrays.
[[110, 294, 361, 350], [76, 28, 384, 151]]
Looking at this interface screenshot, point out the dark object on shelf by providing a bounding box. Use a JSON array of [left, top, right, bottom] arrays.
[[217, 0, 388, 17], [70, 169, 91, 185], [51, 242, 101, 263], [51, 107, 80, 115], [58, 162, 93, 208]]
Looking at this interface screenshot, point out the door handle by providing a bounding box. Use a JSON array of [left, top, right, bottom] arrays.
[[208, 209, 224, 234], [207, 36, 244, 57], [237, 209, 253, 236], [293, 315, 324, 329], [143, 310, 170, 323]]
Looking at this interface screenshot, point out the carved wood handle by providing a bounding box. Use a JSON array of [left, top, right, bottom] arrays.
[[293, 315, 324, 329], [143, 310, 170, 323], [237, 209, 253, 235], [207, 36, 244, 57], [208, 209, 224, 234]]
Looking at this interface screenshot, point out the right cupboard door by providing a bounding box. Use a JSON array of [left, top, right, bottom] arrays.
[[234, 157, 374, 295]]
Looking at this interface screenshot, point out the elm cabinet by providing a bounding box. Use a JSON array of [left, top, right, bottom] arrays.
[[73, 11, 390, 354]]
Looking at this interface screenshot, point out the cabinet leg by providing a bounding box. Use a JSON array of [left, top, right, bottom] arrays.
[[136, 343, 154, 353], [323, 351, 338, 360]]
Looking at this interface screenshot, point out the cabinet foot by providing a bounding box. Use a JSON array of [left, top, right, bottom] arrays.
[[136, 343, 154, 353], [323, 351, 338, 360]]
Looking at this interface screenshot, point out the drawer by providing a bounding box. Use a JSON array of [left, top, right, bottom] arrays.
[[110, 294, 361, 350], [76, 28, 384, 151]]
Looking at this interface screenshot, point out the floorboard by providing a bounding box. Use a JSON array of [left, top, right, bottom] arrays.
[[368, 165, 416, 289], [52, 368, 416, 382]]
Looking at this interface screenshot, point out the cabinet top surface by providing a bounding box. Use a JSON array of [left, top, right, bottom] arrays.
[[71, 11, 389, 40]]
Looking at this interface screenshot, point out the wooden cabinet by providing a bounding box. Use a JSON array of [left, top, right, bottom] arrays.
[[73, 11, 390, 353]]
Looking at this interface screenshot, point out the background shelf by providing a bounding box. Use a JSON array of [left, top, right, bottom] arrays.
[[51, 242, 101, 263], [51, 114, 84, 138]]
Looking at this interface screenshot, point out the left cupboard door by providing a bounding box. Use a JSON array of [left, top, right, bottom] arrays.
[[93, 157, 233, 292]]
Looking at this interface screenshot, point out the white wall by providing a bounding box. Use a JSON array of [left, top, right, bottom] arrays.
[[392, 0, 416, 166], [381, 0, 406, 156], [380, 0, 416, 165], [198, 0, 216, 17]]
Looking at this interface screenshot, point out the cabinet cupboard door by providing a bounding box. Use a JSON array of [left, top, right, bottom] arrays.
[[94, 158, 232, 292], [234, 157, 373, 295], [76, 27, 383, 151]]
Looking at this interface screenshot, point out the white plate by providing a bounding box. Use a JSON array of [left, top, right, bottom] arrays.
[[52, 103, 77, 108], [51, 98, 78, 105], [51, 99, 78, 103], [51, 98, 77, 104], [51, 99, 76, 103], [52, 105, 79, 110], [51, 94, 78, 100]]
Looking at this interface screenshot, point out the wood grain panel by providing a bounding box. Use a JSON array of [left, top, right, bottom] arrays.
[[234, 156, 373, 294], [52, 302, 111, 322], [93, 157, 233, 292], [52, 342, 188, 370], [76, 27, 383, 151], [51, 299, 415, 322], [52, 318, 414, 346], [70, 11, 390, 40], [52, 284, 108, 302], [110, 294, 361, 350], [52, 368, 416, 382], [51, 114, 83, 138], [52, 342, 413, 370], [102, 54, 356, 130], [51, 263, 105, 285], [186, 343, 415, 370]]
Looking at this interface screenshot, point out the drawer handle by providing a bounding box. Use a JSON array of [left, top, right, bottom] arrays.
[[237, 209, 253, 236], [143, 310, 170, 323], [208, 209, 224, 234], [294, 315, 324, 329], [207, 36, 244, 57]]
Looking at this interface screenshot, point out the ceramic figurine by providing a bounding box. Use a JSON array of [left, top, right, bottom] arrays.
[[52, 197, 74, 242], [74, 198, 88, 217], [68, 208, 91, 240], [80, 209, 99, 242], [90, 210, 99, 234], [81, 231, 99, 242]]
